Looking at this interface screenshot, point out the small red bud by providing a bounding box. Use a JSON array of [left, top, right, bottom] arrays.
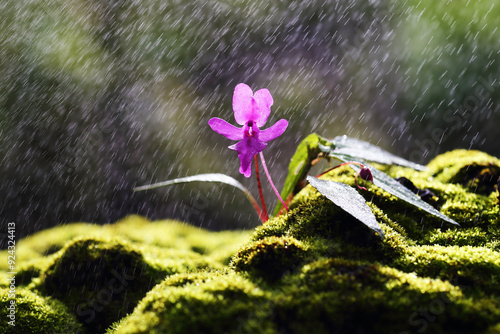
[[359, 167, 373, 182]]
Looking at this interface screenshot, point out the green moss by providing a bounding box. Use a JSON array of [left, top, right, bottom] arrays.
[[421, 227, 500, 250], [0, 216, 251, 333], [396, 245, 500, 295], [0, 287, 84, 334], [220, 149, 499, 333], [274, 258, 499, 334], [30, 232, 244, 333], [2, 150, 500, 333], [231, 236, 309, 281], [428, 149, 500, 187], [112, 271, 276, 334], [252, 191, 384, 262], [0, 215, 251, 272], [487, 323, 500, 334], [113, 256, 499, 334], [34, 237, 164, 333]]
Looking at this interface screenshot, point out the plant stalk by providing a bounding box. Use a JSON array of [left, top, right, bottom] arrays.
[[259, 152, 289, 213], [254, 154, 269, 222]]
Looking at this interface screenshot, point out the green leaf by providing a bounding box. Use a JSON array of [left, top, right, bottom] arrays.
[[273, 133, 332, 216], [276, 134, 427, 217], [330, 135, 427, 171], [314, 135, 458, 225], [134, 173, 260, 216], [336, 156, 460, 226], [134, 173, 248, 193], [307, 176, 384, 238]]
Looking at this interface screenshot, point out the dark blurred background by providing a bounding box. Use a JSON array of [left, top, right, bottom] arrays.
[[1, 0, 499, 244]]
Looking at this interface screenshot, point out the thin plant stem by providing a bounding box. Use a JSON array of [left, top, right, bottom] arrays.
[[315, 161, 367, 190], [315, 161, 364, 178], [254, 155, 269, 222], [251, 197, 268, 224], [259, 151, 289, 213]]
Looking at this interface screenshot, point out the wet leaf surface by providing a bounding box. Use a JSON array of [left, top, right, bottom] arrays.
[[307, 176, 384, 238]]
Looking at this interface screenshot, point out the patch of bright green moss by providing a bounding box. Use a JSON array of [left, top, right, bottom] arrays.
[[34, 236, 168, 333], [428, 149, 500, 188], [275, 257, 499, 334], [112, 256, 499, 334], [0, 287, 84, 334], [111, 271, 276, 334], [0, 215, 250, 272], [0, 216, 252, 333], [231, 236, 309, 281], [396, 244, 500, 295]]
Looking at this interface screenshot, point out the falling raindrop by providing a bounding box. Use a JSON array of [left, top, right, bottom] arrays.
[[1, 0, 499, 243]]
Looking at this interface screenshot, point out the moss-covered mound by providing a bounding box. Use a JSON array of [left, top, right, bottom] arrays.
[[0, 288, 84, 334], [1, 149, 499, 333], [0, 216, 251, 333], [36, 237, 165, 333]]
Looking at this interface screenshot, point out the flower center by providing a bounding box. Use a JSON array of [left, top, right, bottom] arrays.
[[245, 121, 255, 137]]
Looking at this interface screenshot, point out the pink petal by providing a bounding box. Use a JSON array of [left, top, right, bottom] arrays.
[[259, 119, 288, 142], [253, 88, 273, 127], [232, 83, 254, 125], [208, 118, 243, 141], [229, 137, 267, 178]]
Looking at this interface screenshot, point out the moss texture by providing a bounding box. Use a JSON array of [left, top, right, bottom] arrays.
[[1, 149, 499, 333], [0, 288, 84, 334], [0, 216, 250, 333]]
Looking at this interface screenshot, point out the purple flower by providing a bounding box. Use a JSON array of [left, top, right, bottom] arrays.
[[209, 83, 288, 177]]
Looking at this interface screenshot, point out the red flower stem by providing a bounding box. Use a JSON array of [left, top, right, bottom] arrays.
[[249, 195, 267, 224], [259, 152, 289, 213], [254, 155, 269, 222], [315, 161, 364, 178], [315, 161, 366, 189], [240, 181, 266, 223]]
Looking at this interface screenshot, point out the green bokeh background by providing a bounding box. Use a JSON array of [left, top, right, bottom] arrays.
[[1, 0, 498, 240]]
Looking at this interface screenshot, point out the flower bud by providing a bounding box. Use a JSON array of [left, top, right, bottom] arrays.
[[359, 167, 373, 182]]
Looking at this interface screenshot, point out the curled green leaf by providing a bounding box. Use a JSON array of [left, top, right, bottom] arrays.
[[273, 133, 329, 215]]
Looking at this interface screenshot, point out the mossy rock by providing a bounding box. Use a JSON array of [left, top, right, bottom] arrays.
[[109, 149, 499, 333], [112, 258, 499, 334], [0, 215, 250, 272], [273, 258, 499, 334], [428, 149, 500, 195], [35, 237, 162, 333], [231, 236, 309, 281], [0, 216, 251, 333], [110, 271, 276, 334], [0, 287, 84, 334], [2, 150, 500, 333]]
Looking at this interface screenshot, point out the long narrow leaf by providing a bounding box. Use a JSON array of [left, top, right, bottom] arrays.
[[134, 173, 248, 193], [134, 173, 265, 222]]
